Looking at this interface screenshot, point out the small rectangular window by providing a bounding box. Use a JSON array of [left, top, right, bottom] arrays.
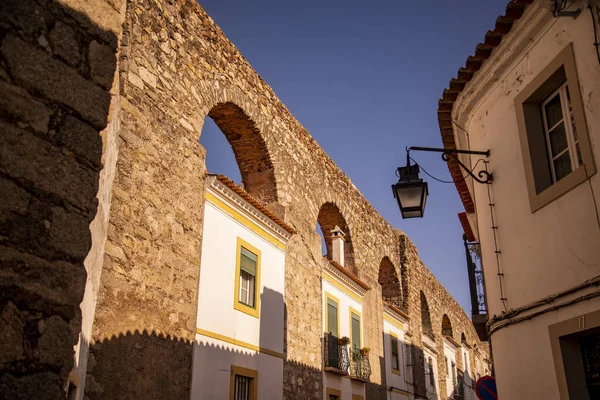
[[391, 334, 400, 373], [230, 365, 257, 400], [451, 361, 457, 385], [239, 247, 257, 308], [445, 356, 449, 377], [428, 357, 435, 386], [351, 311, 361, 352], [234, 238, 261, 318], [326, 296, 338, 337]]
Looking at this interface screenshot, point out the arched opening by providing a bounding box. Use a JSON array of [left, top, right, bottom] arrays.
[[461, 333, 467, 344], [200, 102, 278, 206], [442, 314, 453, 337], [316, 202, 355, 268], [420, 291, 434, 339], [378, 257, 402, 308]]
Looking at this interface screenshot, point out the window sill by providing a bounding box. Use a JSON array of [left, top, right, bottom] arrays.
[[529, 165, 593, 213]]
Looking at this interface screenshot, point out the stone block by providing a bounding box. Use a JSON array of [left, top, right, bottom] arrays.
[[89, 40, 116, 90], [0, 0, 46, 37], [0, 372, 65, 400], [0, 245, 87, 309], [58, 115, 102, 169], [56, 0, 124, 47], [38, 315, 75, 369], [0, 81, 51, 133], [2, 34, 111, 130], [0, 121, 99, 216], [49, 21, 81, 67], [0, 177, 31, 223], [0, 301, 25, 363]]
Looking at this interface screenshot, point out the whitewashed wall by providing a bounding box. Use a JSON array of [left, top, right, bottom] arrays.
[[452, 2, 600, 398], [383, 317, 410, 400], [443, 339, 458, 400], [191, 196, 286, 399], [321, 277, 365, 399]]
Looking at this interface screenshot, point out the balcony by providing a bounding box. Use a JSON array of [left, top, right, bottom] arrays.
[[349, 349, 371, 382], [324, 333, 350, 375], [452, 379, 464, 399]]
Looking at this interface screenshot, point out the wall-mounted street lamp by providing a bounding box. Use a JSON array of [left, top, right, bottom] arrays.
[[392, 146, 492, 219]]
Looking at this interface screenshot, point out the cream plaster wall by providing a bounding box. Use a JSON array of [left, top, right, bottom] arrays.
[[383, 317, 410, 400], [452, 2, 600, 399], [322, 277, 365, 400], [191, 336, 283, 400], [443, 339, 458, 400], [191, 192, 286, 399], [421, 335, 440, 399]]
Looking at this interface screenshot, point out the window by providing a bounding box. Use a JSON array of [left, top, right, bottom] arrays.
[[451, 361, 457, 385], [463, 352, 468, 374], [428, 357, 435, 386], [445, 356, 449, 377], [515, 43, 595, 212], [350, 308, 361, 352], [234, 238, 261, 318], [229, 365, 257, 400], [326, 293, 339, 337], [391, 332, 400, 375], [326, 388, 342, 400]]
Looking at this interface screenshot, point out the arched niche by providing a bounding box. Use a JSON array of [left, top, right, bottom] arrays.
[[316, 202, 355, 268], [441, 314, 453, 337], [378, 256, 402, 308], [420, 291, 434, 339], [202, 102, 278, 206]]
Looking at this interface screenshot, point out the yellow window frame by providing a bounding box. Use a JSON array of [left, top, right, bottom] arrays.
[[234, 237, 261, 319], [390, 331, 401, 376], [229, 365, 258, 400], [325, 292, 340, 336], [349, 306, 362, 352], [326, 387, 342, 399]]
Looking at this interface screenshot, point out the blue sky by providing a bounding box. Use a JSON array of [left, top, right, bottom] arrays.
[[198, 0, 508, 314]]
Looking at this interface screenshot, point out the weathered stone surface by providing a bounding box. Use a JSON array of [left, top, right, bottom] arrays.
[[0, 81, 51, 133], [58, 115, 103, 169], [0, 121, 99, 215], [1, 34, 110, 129], [38, 315, 75, 369], [56, 0, 125, 47], [89, 40, 116, 89], [49, 21, 80, 66], [0, 302, 25, 364], [0, 372, 65, 400]]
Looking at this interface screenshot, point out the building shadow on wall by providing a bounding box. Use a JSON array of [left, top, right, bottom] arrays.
[[87, 287, 323, 399]]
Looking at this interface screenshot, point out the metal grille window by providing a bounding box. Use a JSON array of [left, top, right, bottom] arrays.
[[541, 82, 581, 183], [233, 374, 253, 400], [428, 357, 435, 386], [391, 336, 399, 371], [239, 247, 257, 308]]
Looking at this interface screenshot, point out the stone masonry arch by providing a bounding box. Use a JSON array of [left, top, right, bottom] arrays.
[[203, 101, 278, 206], [420, 291, 434, 339], [378, 256, 402, 308], [442, 314, 453, 337], [316, 201, 355, 268]]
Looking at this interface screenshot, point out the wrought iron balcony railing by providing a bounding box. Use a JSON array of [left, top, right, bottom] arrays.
[[324, 333, 350, 375], [453, 379, 464, 399], [349, 349, 371, 381]]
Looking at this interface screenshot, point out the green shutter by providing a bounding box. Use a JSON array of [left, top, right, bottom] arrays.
[[240, 247, 257, 275], [327, 299, 338, 337], [351, 313, 360, 350]]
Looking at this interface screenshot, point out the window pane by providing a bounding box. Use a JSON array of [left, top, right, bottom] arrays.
[[554, 151, 573, 181], [239, 271, 255, 307], [327, 301, 338, 336], [544, 93, 563, 128], [391, 336, 399, 370], [548, 123, 569, 157], [234, 375, 251, 400], [351, 313, 360, 351], [247, 273, 255, 307]]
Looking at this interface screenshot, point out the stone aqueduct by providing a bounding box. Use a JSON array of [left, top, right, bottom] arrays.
[[0, 0, 489, 398]]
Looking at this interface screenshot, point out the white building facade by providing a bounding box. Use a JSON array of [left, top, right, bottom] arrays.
[[382, 305, 411, 400], [444, 1, 600, 399], [191, 175, 293, 399]]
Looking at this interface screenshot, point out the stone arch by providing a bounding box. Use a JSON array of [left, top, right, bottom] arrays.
[[204, 102, 278, 206], [316, 202, 355, 268], [420, 291, 434, 338], [441, 314, 453, 337], [378, 256, 402, 308]]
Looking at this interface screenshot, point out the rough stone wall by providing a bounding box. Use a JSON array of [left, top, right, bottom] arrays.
[[0, 0, 121, 397], [0, 0, 490, 398]]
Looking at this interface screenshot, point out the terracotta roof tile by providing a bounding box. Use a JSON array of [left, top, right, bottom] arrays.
[[437, 0, 532, 213], [328, 259, 371, 291], [458, 212, 476, 242], [212, 174, 297, 235]]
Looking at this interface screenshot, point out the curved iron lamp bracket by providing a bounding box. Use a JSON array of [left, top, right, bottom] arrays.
[[408, 146, 493, 184]]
